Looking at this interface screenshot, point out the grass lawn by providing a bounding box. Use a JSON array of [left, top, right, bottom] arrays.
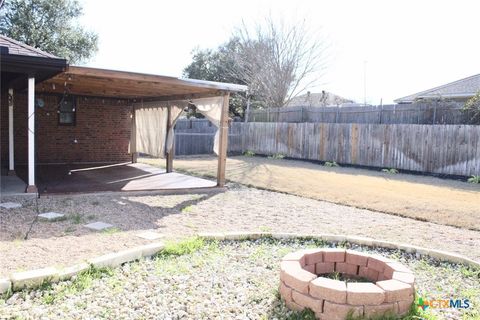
[[141, 155, 480, 230]]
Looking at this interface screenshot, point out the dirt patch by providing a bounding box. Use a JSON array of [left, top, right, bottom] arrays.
[[141, 156, 480, 230]]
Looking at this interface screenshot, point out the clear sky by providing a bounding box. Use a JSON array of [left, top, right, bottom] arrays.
[[80, 0, 480, 104]]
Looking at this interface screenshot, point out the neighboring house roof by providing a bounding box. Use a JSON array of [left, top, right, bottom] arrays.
[[395, 74, 480, 103], [286, 91, 354, 107], [0, 34, 59, 58]]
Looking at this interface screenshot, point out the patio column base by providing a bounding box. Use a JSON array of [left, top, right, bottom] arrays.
[[25, 185, 38, 193], [7, 170, 16, 176]]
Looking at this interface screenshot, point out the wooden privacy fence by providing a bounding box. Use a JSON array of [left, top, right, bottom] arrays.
[[246, 103, 470, 124], [175, 119, 480, 177]]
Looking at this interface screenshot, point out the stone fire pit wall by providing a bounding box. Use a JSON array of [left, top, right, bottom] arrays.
[[279, 248, 415, 320]]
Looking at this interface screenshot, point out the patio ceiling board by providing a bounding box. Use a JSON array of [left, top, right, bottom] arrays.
[[37, 66, 246, 100]]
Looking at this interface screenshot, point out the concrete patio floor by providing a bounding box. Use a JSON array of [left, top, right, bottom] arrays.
[[13, 162, 217, 194]]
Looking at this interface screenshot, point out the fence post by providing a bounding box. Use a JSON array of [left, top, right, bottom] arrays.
[[432, 105, 437, 125], [335, 106, 340, 123]]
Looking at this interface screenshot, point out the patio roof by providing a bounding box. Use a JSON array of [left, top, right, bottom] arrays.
[[37, 66, 247, 100]]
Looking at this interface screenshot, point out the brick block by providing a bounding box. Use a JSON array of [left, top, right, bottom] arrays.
[[364, 303, 396, 318], [359, 267, 379, 282], [280, 261, 317, 293], [376, 280, 414, 302], [292, 290, 324, 314], [282, 251, 307, 265], [347, 283, 385, 305], [285, 299, 304, 312], [367, 255, 392, 273], [323, 249, 346, 263], [304, 249, 324, 265], [279, 281, 293, 301], [316, 262, 335, 275], [397, 297, 414, 315], [304, 264, 315, 274], [310, 277, 347, 304], [335, 263, 358, 275], [346, 250, 369, 266], [384, 262, 413, 278], [323, 301, 363, 320], [392, 271, 415, 286]]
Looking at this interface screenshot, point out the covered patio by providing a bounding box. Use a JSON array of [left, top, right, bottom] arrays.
[[1, 35, 247, 195]]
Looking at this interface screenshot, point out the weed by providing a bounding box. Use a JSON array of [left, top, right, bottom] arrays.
[[268, 153, 285, 160], [70, 213, 83, 224], [160, 237, 206, 257], [181, 205, 194, 213], [259, 226, 272, 233], [382, 168, 399, 174], [285, 308, 316, 320], [91, 201, 100, 206], [324, 161, 339, 167], [244, 150, 256, 157], [86, 214, 96, 220], [102, 227, 120, 235], [467, 175, 480, 184]]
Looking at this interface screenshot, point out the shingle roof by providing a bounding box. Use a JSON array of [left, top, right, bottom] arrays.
[[395, 74, 480, 103], [287, 91, 353, 107], [0, 34, 59, 58]]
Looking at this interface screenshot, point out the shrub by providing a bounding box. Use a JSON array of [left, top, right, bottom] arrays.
[[243, 150, 256, 156], [268, 153, 285, 160], [382, 168, 399, 174], [324, 161, 339, 167], [467, 175, 480, 184]]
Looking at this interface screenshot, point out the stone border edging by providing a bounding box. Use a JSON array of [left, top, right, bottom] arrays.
[[196, 232, 480, 269], [0, 242, 164, 295]]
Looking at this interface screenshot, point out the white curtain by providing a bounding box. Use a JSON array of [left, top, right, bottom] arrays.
[[134, 100, 187, 158], [192, 96, 224, 155]]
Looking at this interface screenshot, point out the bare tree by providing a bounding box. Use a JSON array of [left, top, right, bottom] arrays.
[[229, 17, 329, 108]]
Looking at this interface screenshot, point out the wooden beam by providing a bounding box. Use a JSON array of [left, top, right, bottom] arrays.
[[166, 105, 173, 173], [131, 107, 138, 163], [217, 93, 230, 187]]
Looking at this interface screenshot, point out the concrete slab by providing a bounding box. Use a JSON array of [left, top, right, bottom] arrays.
[[0, 202, 22, 209], [0, 175, 27, 196], [84, 221, 114, 231], [38, 212, 65, 221], [136, 231, 165, 240]]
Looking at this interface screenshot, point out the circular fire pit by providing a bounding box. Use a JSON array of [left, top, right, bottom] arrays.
[[279, 248, 415, 320]]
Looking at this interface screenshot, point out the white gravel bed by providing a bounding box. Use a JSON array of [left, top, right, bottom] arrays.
[[1, 238, 478, 320]]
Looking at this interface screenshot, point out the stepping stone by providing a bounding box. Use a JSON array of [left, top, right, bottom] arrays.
[[0, 202, 22, 209], [38, 212, 65, 221], [84, 221, 114, 231], [136, 231, 164, 240]]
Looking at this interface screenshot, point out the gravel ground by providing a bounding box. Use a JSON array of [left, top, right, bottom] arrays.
[[1, 238, 478, 320], [1, 184, 480, 276]]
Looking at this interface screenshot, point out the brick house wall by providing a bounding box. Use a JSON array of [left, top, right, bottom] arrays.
[[1, 92, 134, 165]]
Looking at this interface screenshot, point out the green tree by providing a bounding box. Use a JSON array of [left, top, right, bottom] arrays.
[[0, 0, 98, 63], [183, 39, 250, 118], [463, 91, 480, 124]]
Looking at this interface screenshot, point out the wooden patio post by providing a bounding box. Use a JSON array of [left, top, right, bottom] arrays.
[[166, 104, 173, 173], [217, 93, 230, 187], [131, 106, 138, 163]]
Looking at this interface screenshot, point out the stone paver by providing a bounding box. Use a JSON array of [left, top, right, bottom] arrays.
[[38, 212, 65, 221], [376, 280, 414, 302], [0, 202, 22, 209], [84, 221, 114, 231]]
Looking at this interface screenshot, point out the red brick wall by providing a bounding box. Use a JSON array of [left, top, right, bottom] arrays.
[[0, 88, 8, 166], [10, 93, 133, 164]]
